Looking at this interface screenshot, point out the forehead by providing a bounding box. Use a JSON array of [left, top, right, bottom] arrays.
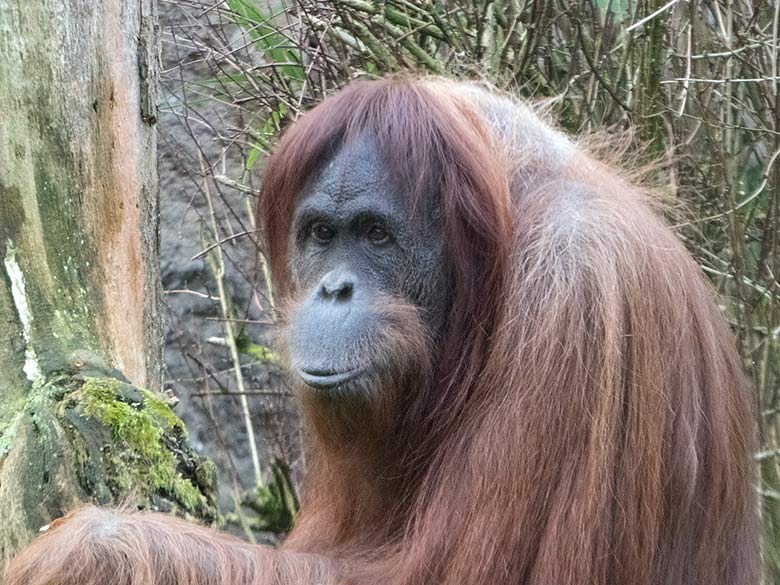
[[298, 138, 404, 208]]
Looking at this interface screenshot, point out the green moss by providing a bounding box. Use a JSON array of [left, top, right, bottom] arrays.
[[71, 376, 212, 515], [234, 331, 281, 365], [139, 388, 184, 430]]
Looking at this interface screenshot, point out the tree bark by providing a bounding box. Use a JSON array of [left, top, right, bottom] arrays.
[[0, 0, 217, 569]]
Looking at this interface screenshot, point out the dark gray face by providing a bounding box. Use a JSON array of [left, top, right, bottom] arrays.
[[287, 139, 451, 392]]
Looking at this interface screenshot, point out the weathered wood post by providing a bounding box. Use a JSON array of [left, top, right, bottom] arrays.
[[0, 0, 217, 569]]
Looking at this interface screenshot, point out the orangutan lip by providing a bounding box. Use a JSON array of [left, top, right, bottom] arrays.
[[297, 368, 363, 389]]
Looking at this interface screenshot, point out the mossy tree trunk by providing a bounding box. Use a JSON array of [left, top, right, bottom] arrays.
[[0, 0, 217, 570]]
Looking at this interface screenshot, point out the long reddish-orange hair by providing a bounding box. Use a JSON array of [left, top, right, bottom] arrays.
[[264, 77, 760, 585]]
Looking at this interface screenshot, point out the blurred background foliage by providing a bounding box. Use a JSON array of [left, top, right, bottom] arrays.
[[160, 0, 780, 578]]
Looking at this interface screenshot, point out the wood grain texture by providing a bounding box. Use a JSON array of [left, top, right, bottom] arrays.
[[0, 0, 161, 389]]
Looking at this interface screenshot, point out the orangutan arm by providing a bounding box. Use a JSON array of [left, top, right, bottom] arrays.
[[3, 506, 344, 585]]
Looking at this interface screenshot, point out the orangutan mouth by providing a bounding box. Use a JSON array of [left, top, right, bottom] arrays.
[[296, 367, 363, 389]]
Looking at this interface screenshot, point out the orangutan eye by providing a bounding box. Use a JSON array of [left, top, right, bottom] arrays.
[[311, 223, 335, 243], [366, 224, 390, 245]]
